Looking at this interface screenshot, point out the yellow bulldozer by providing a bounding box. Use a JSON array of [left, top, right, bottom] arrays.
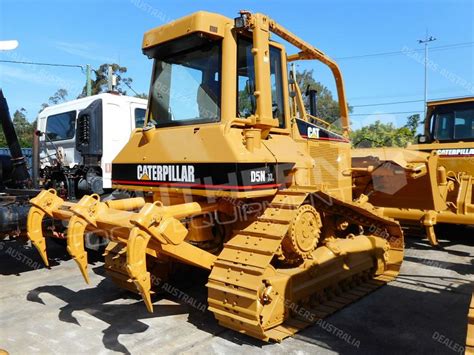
[[351, 97, 474, 353], [352, 96, 474, 246], [25, 11, 403, 341]]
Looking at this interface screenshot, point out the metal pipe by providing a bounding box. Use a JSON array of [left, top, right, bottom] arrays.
[[86, 64, 92, 96], [31, 130, 39, 188], [270, 21, 350, 137], [382, 207, 474, 225], [105, 197, 146, 211], [0, 89, 29, 186]]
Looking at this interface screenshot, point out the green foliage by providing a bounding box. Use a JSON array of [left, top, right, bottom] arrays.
[[40, 88, 68, 111], [0, 108, 36, 148], [235, 69, 347, 122], [79, 63, 133, 97], [295, 69, 353, 124], [134, 93, 148, 99], [405, 113, 422, 136], [0, 125, 6, 147], [351, 114, 421, 148], [238, 89, 253, 117]]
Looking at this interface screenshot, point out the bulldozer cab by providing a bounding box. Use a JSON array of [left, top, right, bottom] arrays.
[[141, 11, 349, 137], [423, 98, 474, 143], [142, 13, 291, 133], [411, 96, 474, 177]]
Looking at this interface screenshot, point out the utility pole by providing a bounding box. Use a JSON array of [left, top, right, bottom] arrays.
[[418, 33, 436, 117], [107, 64, 117, 92], [86, 64, 92, 96]]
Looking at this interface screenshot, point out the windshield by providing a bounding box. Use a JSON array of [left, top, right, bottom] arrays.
[[147, 34, 222, 127], [433, 104, 474, 141]]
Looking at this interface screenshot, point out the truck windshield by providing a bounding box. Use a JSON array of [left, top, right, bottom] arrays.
[[147, 34, 222, 127], [433, 106, 474, 141]]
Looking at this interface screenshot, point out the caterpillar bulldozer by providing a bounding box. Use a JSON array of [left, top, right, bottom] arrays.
[[352, 97, 474, 246], [25, 11, 403, 341], [352, 97, 473, 354]]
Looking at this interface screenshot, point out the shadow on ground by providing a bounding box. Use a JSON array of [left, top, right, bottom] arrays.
[[25, 254, 473, 355], [20, 229, 474, 354], [0, 237, 105, 276], [290, 281, 471, 354], [0, 238, 68, 275], [405, 225, 474, 257]]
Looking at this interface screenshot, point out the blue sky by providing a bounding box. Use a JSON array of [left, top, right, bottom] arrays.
[[0, 0, 473, 130]]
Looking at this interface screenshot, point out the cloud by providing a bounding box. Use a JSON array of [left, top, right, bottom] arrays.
[[0, 64, 80, 91], [54, 41, 117, 63]]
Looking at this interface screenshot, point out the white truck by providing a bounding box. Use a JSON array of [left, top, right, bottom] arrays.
[[35, 93, 147, 200], [0, 91, 147, 236]]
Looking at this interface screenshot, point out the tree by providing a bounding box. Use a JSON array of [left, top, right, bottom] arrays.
[[79, 63, 133, 97], [0, 108, 35, 148], [40, 88, 68, 111], [405, 114, 422, 136], [134, 93, 148, 99], [236, 69, 348, 122], [295, 69, 353, 124], [351, 114, 421, 148], [0, 128, 6, 148], [13, 108, 35, 148]]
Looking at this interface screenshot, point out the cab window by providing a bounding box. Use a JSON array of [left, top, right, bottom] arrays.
[[147, 34, 222, 127], [134, 108, 146, 128], [269, 46, 285, 127], [237, 37, 286, 127], [237, 37, 256, 118], [454, 110, 474, 140], [46, 110, 76, 141], [433, 108, 474, 141]]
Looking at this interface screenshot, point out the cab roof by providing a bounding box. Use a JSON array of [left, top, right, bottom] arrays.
[[142, 11, 232, 50], [427, 96, 474, 107]]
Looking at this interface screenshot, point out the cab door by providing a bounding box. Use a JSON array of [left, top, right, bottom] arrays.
[[41, 110, 79, 168]]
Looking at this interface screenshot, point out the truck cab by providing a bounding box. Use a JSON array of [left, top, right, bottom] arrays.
[[36, 93, 147, 198]]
